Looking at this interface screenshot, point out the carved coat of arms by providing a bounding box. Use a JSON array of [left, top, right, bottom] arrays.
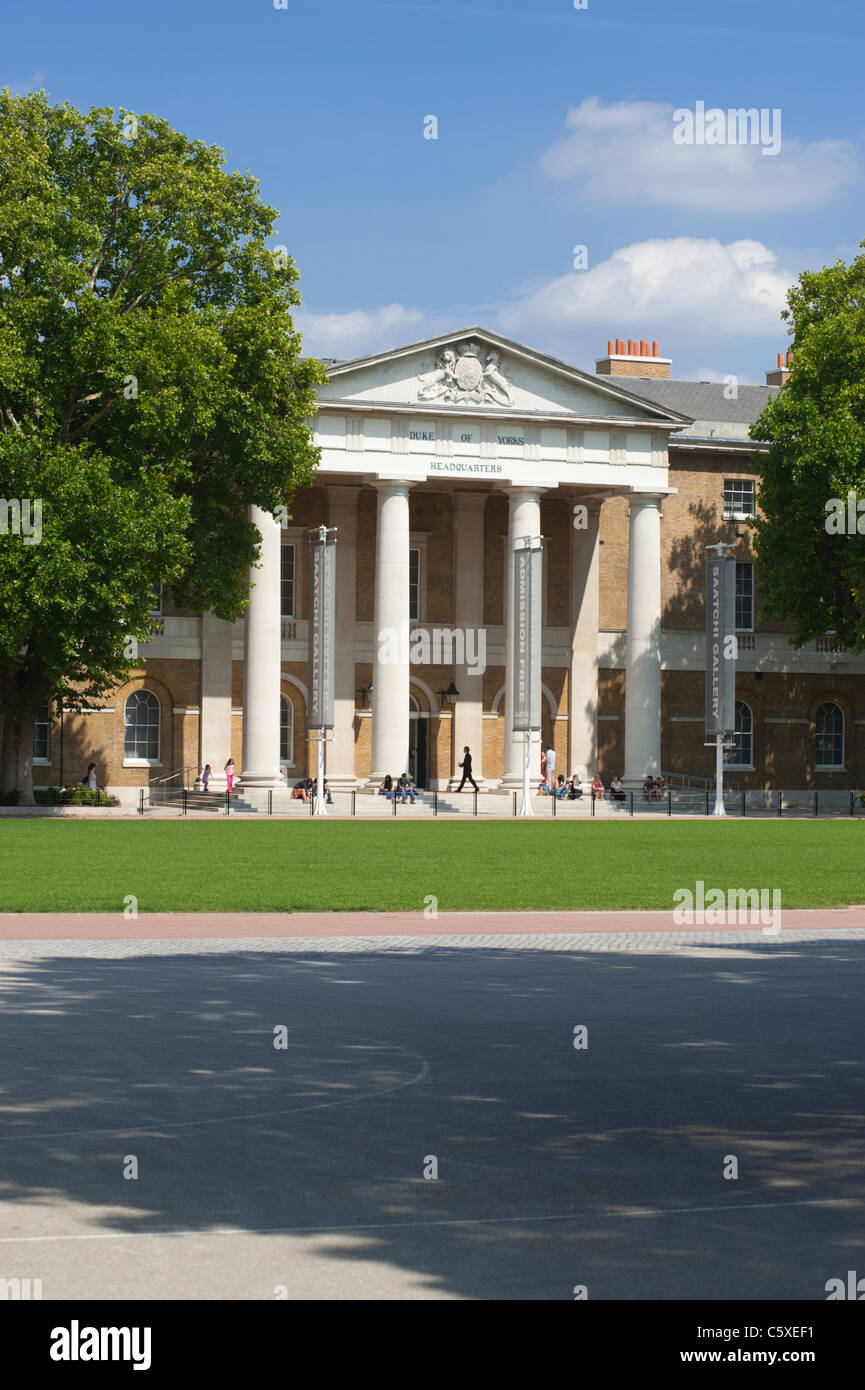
[[418, 340, 511, 406]]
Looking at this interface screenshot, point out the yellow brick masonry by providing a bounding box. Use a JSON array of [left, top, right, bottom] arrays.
[[26, 466, 864, 793]]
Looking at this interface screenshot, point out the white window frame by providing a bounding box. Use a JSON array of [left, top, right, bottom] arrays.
[[123, 690, 162, 767], [735, 561, 754, 633], [33, 700, 51, 765], [281, 540, 298, 619], [724, 700, 754, 770], [815, 702, 845, 770], [409, 534, 429, 624], [723, 479, 755, 521], [280, 693, 295, 768], [280, 529, 304, 618]]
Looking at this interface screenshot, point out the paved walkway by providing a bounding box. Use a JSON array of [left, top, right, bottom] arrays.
[[2, 935, 863, 1298], [1, 907, 864, 949]]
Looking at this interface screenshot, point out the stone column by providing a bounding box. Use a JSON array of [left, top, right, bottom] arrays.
[[200, 611, 234, 790], [371, 480, 413, 781], [327, 485, 361, 789], [624, 493, 664, 786], [239, 504, 283, 788], [501, 486, 543, 789], [568, 498, 602, 783], [449, 491, 487, 787]]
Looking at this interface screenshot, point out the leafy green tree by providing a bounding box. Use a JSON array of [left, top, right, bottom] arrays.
[[0, 89, 324, 796], [750, 242, 865, 650]]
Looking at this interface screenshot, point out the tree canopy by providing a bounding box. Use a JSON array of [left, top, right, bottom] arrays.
[[750, 241, 865, 650], [0, 89, 324, 791]]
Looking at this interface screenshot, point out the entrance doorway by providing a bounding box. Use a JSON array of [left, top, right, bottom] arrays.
[[408, 695, 428, 787]]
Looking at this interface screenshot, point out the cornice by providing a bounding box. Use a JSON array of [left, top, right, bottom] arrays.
[[313, 399, 687, 433]]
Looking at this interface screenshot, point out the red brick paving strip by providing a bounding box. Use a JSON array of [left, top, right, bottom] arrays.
[[0, 909, 864, 940]]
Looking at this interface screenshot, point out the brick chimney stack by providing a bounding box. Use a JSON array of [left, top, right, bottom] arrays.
[[766, 350, 793, 386], [595, 337, 671, 379]]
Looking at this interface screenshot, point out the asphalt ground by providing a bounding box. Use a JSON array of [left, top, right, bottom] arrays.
[[0, 925, 862, 1300]]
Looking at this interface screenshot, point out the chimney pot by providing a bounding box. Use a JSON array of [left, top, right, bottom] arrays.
[[777, 353, 784, 368], [785, 350, 793, 366], [596, 337, 670, 379]]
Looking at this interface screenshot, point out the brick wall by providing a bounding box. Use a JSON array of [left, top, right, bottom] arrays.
[[20, 462, 864, 794]]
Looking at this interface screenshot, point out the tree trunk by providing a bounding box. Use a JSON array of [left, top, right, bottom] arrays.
[[0, 716, 20, 795], [16, 714, 35, 805]]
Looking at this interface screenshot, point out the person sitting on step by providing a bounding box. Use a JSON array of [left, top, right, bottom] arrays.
[[396, 773, 416, 804], [610, 774, 626, 802]]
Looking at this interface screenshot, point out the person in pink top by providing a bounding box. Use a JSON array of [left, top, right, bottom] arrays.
[[224, 757, 235, 794], [591, 773, 605, 800]]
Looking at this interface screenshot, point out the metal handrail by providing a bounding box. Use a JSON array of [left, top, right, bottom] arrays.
[[148, 765, 197, 788], [661, 771, 741, 793]]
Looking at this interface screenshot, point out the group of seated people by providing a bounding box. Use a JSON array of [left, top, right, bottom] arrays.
[[642, 774, 665, 801], [378, 773, 420, 804], [538, 773, 584, 800], [538, 771, 630, 802], [291, 776, 333, 804]]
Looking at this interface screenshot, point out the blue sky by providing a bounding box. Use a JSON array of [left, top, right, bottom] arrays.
[[5, 0, 864, 382]]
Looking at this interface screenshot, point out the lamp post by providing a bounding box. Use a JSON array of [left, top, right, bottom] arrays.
[[309, 523, 337, 818], [705, 540, 737, 817]]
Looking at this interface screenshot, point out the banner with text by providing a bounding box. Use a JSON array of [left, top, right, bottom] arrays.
[[705, 555, 737, 737], [512, 543, 543, 732], [308, 536, 336, 730]]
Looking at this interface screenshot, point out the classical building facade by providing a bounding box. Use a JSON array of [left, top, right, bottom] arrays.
[[29, 329, 865, 799]]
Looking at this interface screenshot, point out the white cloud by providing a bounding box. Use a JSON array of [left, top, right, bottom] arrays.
[[496, 237, 796, 353], [295, 303, 424, 358], [4, 72, 48, 95], [540, 97, 860, 213]]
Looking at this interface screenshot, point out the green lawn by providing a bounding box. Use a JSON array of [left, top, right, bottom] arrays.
[[0, 819, 861, 913]]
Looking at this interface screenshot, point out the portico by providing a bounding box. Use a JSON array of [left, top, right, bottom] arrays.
[[228, 327, 687, 791]]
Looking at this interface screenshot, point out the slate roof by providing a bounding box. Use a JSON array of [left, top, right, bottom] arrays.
[[594, 376, 779, 442]]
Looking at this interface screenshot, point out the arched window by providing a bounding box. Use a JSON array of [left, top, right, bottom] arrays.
[[815, 702, 844, 768], [725, 701, 753, 768], [33, 700, 51, 763], [280, 694, 294, 766], [124, 690, 160, 762]]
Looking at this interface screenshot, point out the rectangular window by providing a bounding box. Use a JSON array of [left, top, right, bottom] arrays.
[[281, 543, 296, 618], [723, 479, 755, 520], [735, 562, 754, 631], [33, 701, 50, 763], [409, 548, 421, 622], [280, 696, 295, 767]]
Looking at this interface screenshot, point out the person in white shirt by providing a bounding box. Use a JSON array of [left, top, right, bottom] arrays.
[[545, 747, 556, 782]]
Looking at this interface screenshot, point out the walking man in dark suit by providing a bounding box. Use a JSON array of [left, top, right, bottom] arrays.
[[456, 746, 479, 793]]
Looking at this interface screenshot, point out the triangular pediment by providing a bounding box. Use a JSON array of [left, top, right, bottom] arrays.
[[315, 327, 690, 427]]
